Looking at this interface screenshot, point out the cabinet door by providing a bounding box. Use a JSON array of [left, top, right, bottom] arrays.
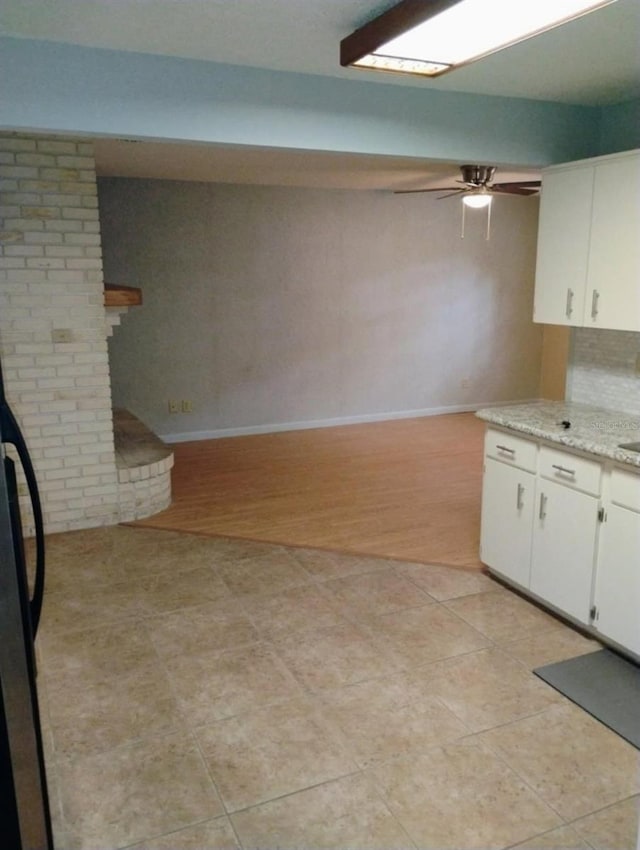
[[530, 479, 598, 624], [586, 153, 640, 332], [533, 167, 593, 326], [594, 504, 640, 656], [480, 458, 534, 588]]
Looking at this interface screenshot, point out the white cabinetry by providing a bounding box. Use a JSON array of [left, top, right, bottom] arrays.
[[481, 458, 534, 589], [533, 167, 593, 326], [480, 425, 640, 659], [481, 429, 537, 589], [593, 469, 640, 656], [530, 479, 598, 625], [533, 149, 640, 332], [531, 446, 602, 624], [586, 155, 640, 331]]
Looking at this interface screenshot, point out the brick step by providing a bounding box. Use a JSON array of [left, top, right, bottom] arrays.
[[113, 408, 173, 521]]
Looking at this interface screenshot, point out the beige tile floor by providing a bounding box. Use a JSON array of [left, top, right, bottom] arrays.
[[32, 526, 639, 850]]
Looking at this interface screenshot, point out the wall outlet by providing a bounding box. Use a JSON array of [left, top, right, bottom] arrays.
[[181, 399, 193, 413], [168, 400, 180, 413], [460, 378, 470, 389]]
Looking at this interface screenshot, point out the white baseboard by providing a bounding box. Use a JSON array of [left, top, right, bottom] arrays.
[[160, 399, 541, 444]]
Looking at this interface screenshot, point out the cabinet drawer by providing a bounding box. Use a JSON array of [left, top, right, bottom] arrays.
[[485, 429, 537, 472], [610, 467, 640, 513], [539, 445, 601, 496]]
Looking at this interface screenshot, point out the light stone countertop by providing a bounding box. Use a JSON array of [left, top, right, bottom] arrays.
[[476, 400, 640, 469]]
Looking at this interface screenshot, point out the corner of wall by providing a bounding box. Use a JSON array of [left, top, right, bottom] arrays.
[[597, 97, 640, 156]]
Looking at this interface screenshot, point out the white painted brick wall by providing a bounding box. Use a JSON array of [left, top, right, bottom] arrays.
[[118, 454, 173, 522], [567, 327, 640, 416], [0, 132, 120, 533]]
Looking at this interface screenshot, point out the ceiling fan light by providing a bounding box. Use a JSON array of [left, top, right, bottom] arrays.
[[463, 193, 492, 209]]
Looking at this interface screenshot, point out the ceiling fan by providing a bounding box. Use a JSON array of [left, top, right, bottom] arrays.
[[396, 164, 541, 240], [396, 165, 541, 207]]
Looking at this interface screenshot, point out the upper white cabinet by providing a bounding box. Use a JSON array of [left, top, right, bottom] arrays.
[[587, 155, 640, 331], [533, 149, 640, 332], [533, 167, 593, 326]]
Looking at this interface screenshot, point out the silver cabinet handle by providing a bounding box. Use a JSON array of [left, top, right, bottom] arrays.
[[516, 483, 524, 511], [591, 289, 600, 319], [552, 463, 575, 476], [496, 444, 515, 455], [565, 288, 574, 318], [539, 492, 547, 520]]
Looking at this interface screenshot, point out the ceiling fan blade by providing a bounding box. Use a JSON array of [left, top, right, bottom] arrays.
[[394, 186, 457, 194], [395, 170, 541, 197], [437, 190, 467, 199], [492, 181, 541, 189], [491, 185, 539, 196]]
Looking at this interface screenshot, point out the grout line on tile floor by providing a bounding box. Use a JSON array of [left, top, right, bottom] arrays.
[[191, 728, 238, 820], [117, 814, 238, 850], [224, 766, 365, 817], [568, 790, 640, 830], [463, 711, 577, 827], [502, 823, 593, 850]]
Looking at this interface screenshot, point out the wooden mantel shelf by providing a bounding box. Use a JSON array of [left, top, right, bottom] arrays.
[[104, 284, 143, 307]]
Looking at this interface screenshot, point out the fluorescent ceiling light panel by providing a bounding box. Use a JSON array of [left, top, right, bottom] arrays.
[[353, 55, 449, 75], [342, 0, 616, 77]]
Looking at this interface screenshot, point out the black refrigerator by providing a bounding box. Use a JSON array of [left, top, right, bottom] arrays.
[[0, 357, 54, 850]]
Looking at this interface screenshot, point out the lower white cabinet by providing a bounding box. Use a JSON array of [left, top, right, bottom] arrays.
[[530, 479, 598, 625], [480, 458, 534, 588], [480, 426, 640, 659], [593, 471, 640, 656]]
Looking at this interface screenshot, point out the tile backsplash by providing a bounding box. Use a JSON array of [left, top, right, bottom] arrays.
[[567, 327, 640, 415]]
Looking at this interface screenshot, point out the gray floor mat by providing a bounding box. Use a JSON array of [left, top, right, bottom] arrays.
[[534, 649, 640, 749]]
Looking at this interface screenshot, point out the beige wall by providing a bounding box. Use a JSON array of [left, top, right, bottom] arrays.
[[539, 325, 570, 400], [98, 179, 543, 440]]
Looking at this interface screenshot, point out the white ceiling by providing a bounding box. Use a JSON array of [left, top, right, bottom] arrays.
[[5, 0, 636, 190], [1, 0, 639, 107]]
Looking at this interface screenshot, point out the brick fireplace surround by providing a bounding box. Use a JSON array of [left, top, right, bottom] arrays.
[[0, 132, 171, 534]]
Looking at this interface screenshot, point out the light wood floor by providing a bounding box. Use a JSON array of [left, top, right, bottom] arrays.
[[134, 412, 485, 569]]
